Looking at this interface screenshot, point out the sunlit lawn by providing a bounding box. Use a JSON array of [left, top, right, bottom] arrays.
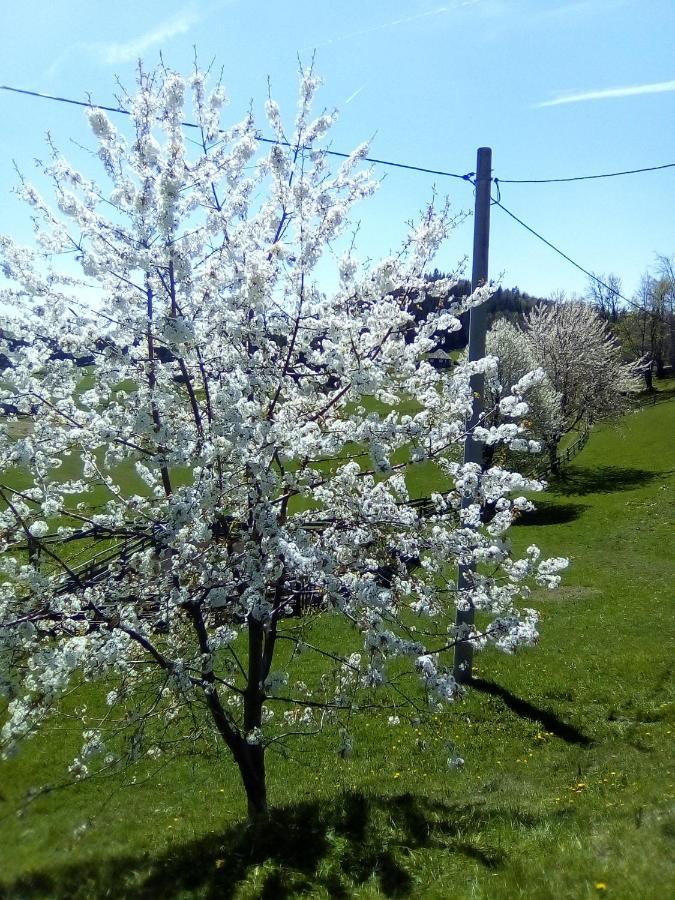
[[0, 387, 673, 898]]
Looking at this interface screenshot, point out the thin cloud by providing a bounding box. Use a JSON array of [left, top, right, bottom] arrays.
[[102, 10, 200, 64], [344, 83, 367, 105], [537, 79, 675, 107], [311, 6, 455, 50]]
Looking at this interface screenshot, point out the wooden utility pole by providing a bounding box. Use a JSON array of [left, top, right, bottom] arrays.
[[453, 147, 492, 684]]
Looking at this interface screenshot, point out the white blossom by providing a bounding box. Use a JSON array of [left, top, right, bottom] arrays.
[[0, 64, 567, 813], [28, 521, 49, 538]]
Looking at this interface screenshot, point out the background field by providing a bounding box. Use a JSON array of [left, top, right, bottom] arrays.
[[1, 391, 673, 899]]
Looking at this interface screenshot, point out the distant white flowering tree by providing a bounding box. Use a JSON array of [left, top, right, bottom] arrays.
[[0, 65, 566, 819], [485, 304, 641, 476], [524, 302, 640, 473], [483, 319, 562, 470]]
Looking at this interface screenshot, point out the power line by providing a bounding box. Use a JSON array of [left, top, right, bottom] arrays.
[[490, 195, 665, 320], [491, 195, 602, 283], [4, 84, 674, 186], [0, 84, 474, 181], [496, 162, 675, 184], [0, 81, 670, 324]]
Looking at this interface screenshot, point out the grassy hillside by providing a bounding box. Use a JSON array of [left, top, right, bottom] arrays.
[[0, 398, 673, 899]]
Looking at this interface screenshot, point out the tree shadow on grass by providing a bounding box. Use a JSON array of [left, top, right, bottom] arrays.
[[518, 500, 588, 526], [0, 791, 542, 899], [471, 679, 593, 747], [639, 384, 675, 405], [548, 466, 664, 497]]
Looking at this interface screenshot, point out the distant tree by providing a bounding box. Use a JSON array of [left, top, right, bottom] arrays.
[[655, 255, 675, 370], [523, 302, 640, 473], [587, 273, 622, 322], [620, 266, 673, 383], [487, 287, 548, 329], [483, 320, 562, 470], [619, 274, 660, 389]]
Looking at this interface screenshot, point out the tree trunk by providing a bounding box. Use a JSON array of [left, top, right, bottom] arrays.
[[235, 741, 268, 821], [643, 366, 654, 393], [547, 442, 561, 478], [189, 598, 269, 823], [239, 615, 268, 821]]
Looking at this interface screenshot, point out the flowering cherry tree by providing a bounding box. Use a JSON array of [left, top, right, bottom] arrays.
[[523, 302, 641, 473], [0, 65, 566, 818], [482, 318, 562, 470]]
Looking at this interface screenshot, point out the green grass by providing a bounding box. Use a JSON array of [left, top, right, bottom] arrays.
[[1, 400, 674, 898]]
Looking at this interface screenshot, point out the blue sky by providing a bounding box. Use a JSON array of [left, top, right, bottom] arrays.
[[1, 0, 674, 299]]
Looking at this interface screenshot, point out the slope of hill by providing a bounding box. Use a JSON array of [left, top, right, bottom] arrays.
[[0, 396, 673, 899]]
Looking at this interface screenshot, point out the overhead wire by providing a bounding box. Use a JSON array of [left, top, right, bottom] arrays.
[[496, 162, 675, 184], [0, 80, 672, 324], [2, 83, 675, 185], [462, 168, 664, 323], [489, 193, 665, 320], [0, 84, 475, 181]]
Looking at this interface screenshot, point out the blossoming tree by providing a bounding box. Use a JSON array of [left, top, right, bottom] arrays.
[[482, 318, 562, 471], [522, 303, 641, 473], [0, 65, 566, 819]]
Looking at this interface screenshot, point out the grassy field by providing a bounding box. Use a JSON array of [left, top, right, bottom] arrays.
[[0, 393, 673, 898]]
